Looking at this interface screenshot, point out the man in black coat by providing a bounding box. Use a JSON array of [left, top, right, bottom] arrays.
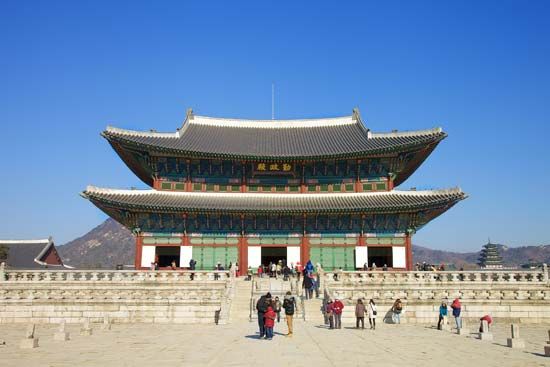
[[256, 292, 272, 339]]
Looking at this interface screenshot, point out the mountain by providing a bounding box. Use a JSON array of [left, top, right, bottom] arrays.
[[58, 218, 135, 268], [59, 219, 550, 269]]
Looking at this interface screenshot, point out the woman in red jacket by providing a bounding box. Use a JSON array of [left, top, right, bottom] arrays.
[[332, 299, 344, 329], [264, 306, 277, 340]]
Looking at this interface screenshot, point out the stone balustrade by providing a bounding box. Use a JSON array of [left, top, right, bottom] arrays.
[[322, 266, 549, 285], [320, 266, 550, 324], [0, 269, 230, 283], [0, 268, 234, 325]]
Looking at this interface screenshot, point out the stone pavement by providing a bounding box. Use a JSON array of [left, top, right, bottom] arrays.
[[1, 320, 549, 366]]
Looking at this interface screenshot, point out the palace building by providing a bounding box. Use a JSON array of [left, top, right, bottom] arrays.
[[82, 108, 466, 271]]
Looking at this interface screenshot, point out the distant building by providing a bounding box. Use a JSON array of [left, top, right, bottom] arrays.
[[478, 241, 503, 269], [0, 237, 71, 269]]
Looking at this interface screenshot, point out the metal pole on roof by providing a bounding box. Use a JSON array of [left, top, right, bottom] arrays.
[[272, 83, 275, 120]]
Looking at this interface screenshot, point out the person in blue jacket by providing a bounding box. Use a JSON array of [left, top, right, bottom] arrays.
[[437, 301, 448, 330], [305, 260, 314, 276]]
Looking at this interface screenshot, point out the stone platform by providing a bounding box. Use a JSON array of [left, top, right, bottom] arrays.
[[0, 321, 549, 366]]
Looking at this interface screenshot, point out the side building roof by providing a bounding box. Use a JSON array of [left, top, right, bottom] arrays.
[[82, 186, 466, 215], [0, 238, 71, 269]]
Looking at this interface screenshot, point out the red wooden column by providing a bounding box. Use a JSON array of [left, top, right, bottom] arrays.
[[241, 161, 247, 192], [301, 237, 310, 265], [300, 214, 309, 264], [355, 159, 361, 192], [387, 176, 394, 191], [135, 235, 143, 270], [238, 214, 247, 274], [405, 233, 413, 271], [300, 161, 306, 193], [239, 236, 247, 276]]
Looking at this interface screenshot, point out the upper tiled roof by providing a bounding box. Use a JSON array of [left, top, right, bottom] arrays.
[[102, 110, 446, 160], [82, 186, 466, 214]]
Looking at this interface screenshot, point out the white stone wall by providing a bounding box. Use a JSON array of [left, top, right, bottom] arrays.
[[322, 268, 550, 324], [0, 270, 232, 324]]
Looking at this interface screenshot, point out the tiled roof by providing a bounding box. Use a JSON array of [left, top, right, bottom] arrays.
[[102, 112, 446, 159], [0, 238, 67, 269], [82, 186, 466, 214]]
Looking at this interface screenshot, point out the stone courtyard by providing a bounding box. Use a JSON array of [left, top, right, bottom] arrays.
[[1, 320, 549, 367]]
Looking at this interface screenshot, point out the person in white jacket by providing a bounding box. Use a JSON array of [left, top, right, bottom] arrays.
[[368, 299, 377, 330]]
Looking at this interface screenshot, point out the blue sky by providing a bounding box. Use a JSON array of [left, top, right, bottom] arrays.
[[0, 1, 549, 251]]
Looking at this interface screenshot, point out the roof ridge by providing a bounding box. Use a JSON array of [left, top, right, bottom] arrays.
[[189, 114, 357, 129], [0, 238, 51, 244]]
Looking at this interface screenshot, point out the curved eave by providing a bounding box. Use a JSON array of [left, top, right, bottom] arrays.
[[81, 188, 467, 216], [107, 140, 154, 187], [102, 129, 446, 162], [393, 138, 444, 187]]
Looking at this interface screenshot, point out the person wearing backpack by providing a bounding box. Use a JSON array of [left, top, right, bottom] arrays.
[[256, 292, 271, 339], [282, 291, 297, 336], [392, 299, 403, 324], [368, 299, 377, 330]]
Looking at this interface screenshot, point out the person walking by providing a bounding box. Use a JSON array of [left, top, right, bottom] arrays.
[[256, 292, 271, 339], [437, 301, 448, 330], [282, 291, 297, 336], [303, 272, 314, 300], [305, 260, 314, 276], [450, 298, 462, 330], [392, 299, 403, 324], [325, 299, 335, 329], [333, 298, 344, 329], [264, 306, 277, 340], [368, 299, 377, 330], [315, 263, 322, 298], [274, 296, 282, 323], [257, 265, 263, 278], [355, 299, 366, 329], [283, 265, 291, 281]]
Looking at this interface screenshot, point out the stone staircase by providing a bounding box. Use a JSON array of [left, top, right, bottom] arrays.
[[228, 277, 328, 324], [303, 297, 325, 323], [229, 278, 254, 322]]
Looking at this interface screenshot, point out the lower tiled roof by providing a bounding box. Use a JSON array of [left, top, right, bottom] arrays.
[[82, 186, 466, 214]]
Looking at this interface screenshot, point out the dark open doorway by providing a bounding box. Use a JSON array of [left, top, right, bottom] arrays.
[[156, 246, 180, 267], [368, 247, 393, 268], [261, 247, 286, 266]]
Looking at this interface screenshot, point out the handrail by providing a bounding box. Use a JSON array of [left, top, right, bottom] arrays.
[[249, 277, 256, 321]]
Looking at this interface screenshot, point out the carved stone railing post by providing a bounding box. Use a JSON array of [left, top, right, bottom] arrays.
[[0, 262, 5, 282], [543, 264, 549, 283]]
